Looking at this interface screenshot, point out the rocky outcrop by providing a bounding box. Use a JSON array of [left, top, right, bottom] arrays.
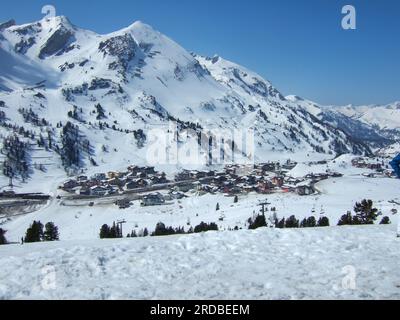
[[0, 19, 16, 31], [99, 34, 137, 77], [39, 26, 74, 59]]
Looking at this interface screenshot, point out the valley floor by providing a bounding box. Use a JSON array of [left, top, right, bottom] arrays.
[[0, 224, 400, 299], [1, 156, 400, 300]]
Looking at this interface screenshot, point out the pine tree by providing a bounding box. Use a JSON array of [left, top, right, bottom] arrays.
[[194, 222, 219, 233], [43, 222, 59, 241], [380, 216, 391, 225], [95, 103, 107, 120], [285, 215, 299, 228], [60, 122, 82, 169], [234, 196, 239, 203], [143, 228, 149, 237], [276, 218, 285, 229], [0, 228, 7, 245], [2, 135, 31, 181], [216, 203, 220, 211], [306, 216, 317, 228], [24, 221, 44, 243], [318, 216, 330, 227], [153, 222, 167, 236], [354, 200, 379, 225], [248, 214, 267, 230], [99, 224, 111, 239], [338, 211, 353, 226]]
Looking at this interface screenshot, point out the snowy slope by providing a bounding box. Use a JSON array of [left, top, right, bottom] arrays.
[[3, 155, 400, 244], [0, 16, 372, 190], [1, 224, 400, 299]]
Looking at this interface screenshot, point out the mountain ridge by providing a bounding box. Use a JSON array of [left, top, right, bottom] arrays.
[[0, 16, 384, 189]]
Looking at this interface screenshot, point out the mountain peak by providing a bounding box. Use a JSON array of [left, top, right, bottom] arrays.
[[40, 15, 74, 30], [0, 19, 16, 31], [286, 95, 304, 102]]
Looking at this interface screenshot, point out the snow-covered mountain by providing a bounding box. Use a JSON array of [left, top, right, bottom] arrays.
[[0, 16, 372, 188], [332, 102, 400, 141], [286, 96, 399, 149]]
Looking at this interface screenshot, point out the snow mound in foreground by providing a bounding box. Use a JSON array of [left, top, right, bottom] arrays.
[[1, 225, 399, 300]]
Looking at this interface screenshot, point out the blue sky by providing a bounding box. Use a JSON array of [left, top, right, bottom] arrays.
[[1, 0, 399, 105]]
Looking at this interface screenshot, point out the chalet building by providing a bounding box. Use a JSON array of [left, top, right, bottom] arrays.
[[107, 177, 124, 187], [165, 191, 186, 200], [260, 163, 277, 172], [115, 199, 131, 209], [242, 185, 255, 193], [198, 176, 214, 184], [213, 175, 228, 185], [296, 185, 314, 196], [367, 163, 382, 170], [282, 161, 297, 170], [79, 187, 91, 196], [272, 176, 284, 187], [92, 173, 107, 181], [176, 181, 196, 192], [141, 193, 165, 206], [224, 185, 242, 195], [175, 171, 191, 181], [150, 173, 168, 184], [124, 179, 148, 190], [62, 179, 79, 190], [107, 171, 122, 179], [257, 181, 274, 193], [106, 185, 119, 195], [128, 165, 156, 176], [90, 186, 108, 197], [125, 181, 138, 190], [77, 175, 88, 183]]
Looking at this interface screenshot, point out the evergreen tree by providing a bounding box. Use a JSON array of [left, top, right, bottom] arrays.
[[318, 216, 330, 227], [300, 218, 307, 228], [24, 221, 44, 243], [0, 228, 7, 245], [276, 218, 285, 229], [354, 199, 379, 225], [108, 222, 122, 238], [153, 222, 168, 236], [143, 228, 149, 237], [43, 222, 59, 241], [95, 103, 107, 120], [380, 216, 391, 225], [194, 222, 219, 233], [306, 216, 317, 228], [338, 211, 353, 226], [285, 215, 299, 228], [99, 224, 111, 239], [60, 122, 82, 169], [234, 196, 239, 203], [2, 134, 31, 181], [248, 214, 267, 230], [216, 203, 220, 211]]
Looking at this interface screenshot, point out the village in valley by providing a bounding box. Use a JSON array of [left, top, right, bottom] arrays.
[[56, 156, 393, 210]]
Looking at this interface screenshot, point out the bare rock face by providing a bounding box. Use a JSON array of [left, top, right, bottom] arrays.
[[15, 37, 36, 54], [39, 26, 74, 59], [0, 19, 16, 31], [99, 33, 137, 78]]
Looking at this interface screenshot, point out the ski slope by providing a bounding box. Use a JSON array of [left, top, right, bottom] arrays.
[[1, 224, 399, 300]]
